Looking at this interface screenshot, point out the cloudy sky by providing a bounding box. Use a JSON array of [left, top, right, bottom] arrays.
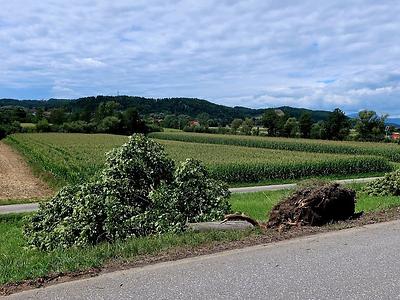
[[1, 0, 399, 115]]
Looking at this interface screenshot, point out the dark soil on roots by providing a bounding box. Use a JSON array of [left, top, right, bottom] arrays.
[[267, 183, 357, 229]]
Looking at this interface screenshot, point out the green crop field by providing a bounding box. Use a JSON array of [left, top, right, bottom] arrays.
[[149, 132, 400, 162], [159, 139, 391, 183], [5, 133, 128, 187], [5, 133, 393, 187]]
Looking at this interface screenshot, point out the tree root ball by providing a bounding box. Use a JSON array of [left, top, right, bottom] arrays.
[[267, 183, 357, 228]]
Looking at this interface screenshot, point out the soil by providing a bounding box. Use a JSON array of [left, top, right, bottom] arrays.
[[2, 206, 400, 296], [0, 142, 53, 200], [268, 183, 357, 228]]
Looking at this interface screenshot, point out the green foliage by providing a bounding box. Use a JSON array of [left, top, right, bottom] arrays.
[[364, 170, 400, 196], [97, 116, 121, 133], [262, 109, 283, 136], [197, 112, 210, 127], [36, 119, 51, 132], [61, 121, 96, 133], [310, 121, 327, 139], [230, 118, 243, 134], [0, 121, 21, 140], [283, 117, 300, 138], [355, 110, 387, 142], [23, 135, 230, 250], [299, 112, 313, 138], [240, 118, 254, 135], [325, 108, 350, 140]]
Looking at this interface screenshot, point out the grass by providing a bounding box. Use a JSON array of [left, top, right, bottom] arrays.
[[20, 123, 36, 129], [230, 186, 400, 221], [1, 186, 400, 286], [0, 198, 45, 206], [5, 133, 392, 187], [0, 213, 256, 285]]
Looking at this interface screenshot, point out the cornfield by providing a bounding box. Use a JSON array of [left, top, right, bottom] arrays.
[[5, 133, 393, 186], [149, 132, 400, 162]]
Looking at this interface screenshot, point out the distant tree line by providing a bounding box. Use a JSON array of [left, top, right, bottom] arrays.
[[0, 101, 162, 139], [0, 96, 396, 143]]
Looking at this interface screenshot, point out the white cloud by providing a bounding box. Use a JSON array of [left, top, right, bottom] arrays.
[[0, 0, 399, 114], [74, 58, 106, 68]]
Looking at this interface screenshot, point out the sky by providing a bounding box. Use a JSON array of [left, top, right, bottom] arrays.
[[1, 0, 400, 116]]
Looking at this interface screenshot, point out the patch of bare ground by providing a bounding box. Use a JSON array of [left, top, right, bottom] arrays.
[[2, 206, 400, 296], [0, 142, 53, 200]]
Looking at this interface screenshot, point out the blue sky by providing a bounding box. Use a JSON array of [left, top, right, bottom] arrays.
[[1, 0, 400, 116]]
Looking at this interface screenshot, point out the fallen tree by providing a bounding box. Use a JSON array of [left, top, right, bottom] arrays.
[[24, 134, 231, 251]]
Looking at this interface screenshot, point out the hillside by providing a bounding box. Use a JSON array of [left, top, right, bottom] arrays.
[[0, 96, 331, 122]]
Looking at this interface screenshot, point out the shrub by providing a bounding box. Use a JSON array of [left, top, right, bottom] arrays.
[[24, 134, 230, 250], [36, 119, 51, 132], [364, 169, 400, 196]]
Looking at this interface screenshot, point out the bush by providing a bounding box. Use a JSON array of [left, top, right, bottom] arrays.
[[0, 126, 6, 140], [0, 121, 22, 139], [364, 169, 400, 196], [24, 134, 231, 250], [36, 119, 51, 132], [61, 121, 97, 133]]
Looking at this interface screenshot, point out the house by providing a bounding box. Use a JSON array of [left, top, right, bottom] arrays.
[[190, 120, 200, 127], [391, 132, 400, 140]]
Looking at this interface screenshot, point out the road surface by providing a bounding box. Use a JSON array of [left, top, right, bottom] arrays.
[[7, 220, 400, 299], [229, 176, 382, 193], [0, 203, 39, 215]]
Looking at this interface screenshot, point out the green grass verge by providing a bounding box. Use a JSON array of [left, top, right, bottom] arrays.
[[0, 198, 46, 206], [1, 185, 400, 286], [0, 213, 256, 285], [230, 186, 400, 221]]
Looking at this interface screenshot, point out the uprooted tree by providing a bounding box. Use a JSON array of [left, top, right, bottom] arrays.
[[267, 183, 357, 229], [24, 134, 231, 251]]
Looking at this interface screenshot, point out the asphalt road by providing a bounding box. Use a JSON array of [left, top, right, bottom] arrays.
[[229, 176, 382, 193], [0, 203, 39, 215], [7, 220, 400, 300]]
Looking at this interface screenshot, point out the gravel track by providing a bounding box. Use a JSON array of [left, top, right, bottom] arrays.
[[0, 142, 52, 200]]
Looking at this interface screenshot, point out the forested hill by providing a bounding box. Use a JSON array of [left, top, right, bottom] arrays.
[[0, 96, 331, 121]]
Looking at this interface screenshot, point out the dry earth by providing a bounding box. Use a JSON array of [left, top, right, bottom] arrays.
[[0, 141, 53, 200]]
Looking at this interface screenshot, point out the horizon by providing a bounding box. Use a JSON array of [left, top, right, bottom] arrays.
[[2, 95, 400, 119], [1, 1, 399, 115]]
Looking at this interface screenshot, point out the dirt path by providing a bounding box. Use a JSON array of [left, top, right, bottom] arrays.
[[0, 141, 53, 200]]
